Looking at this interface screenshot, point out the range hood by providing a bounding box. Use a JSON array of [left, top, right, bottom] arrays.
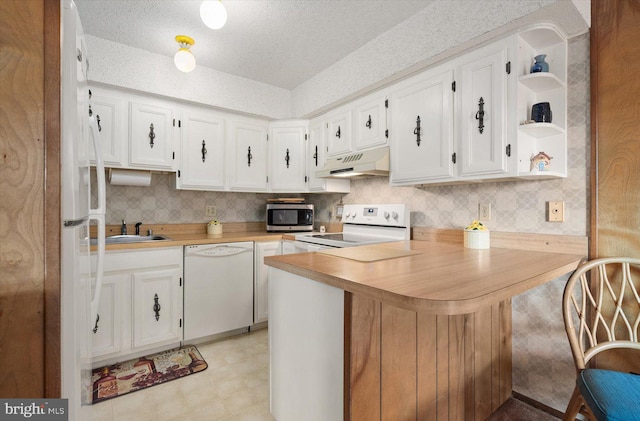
[[315, 147, 389, 179]]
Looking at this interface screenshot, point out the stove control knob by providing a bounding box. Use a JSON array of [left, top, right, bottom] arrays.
[[383, 211, 390, 219], [345, 212, 351, 218], [392, 211, 399, 219]]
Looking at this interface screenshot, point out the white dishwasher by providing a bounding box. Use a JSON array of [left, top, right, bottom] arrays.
[[184, 242, 254, 341]]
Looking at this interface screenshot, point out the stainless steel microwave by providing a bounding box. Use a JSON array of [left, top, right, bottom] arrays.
[[266, 203, 314, 232]]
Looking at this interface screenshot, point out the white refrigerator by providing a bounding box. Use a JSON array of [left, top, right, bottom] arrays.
[[60, 0, 106, 419]]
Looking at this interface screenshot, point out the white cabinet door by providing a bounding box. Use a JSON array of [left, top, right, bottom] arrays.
[[390, 67, 455, 185], [307, 118, 350, 193], [129, 101, 175, 170], [89, 88, 126, 167], [353, 95, 388, 150], [254, 241, 281, 323], [326, 110, 351, 157], [270, 122, 307, 192], [91, 273, 128, 359], [457, 40, 509, 177], [132, 267, 182, 349], [178, 110, 225, 190], [229, 119, 269, 191]]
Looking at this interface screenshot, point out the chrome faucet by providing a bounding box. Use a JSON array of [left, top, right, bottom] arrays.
[[135, 222, 143, 236], [120, 220, 127, 235]]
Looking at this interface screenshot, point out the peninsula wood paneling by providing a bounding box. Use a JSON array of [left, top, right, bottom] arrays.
[[346, 294, 512, 420], [0, 0, 45, 397]]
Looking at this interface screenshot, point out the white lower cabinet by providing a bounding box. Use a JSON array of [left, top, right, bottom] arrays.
[[254, 241, 281, 324], [91, 247, 183, 364]]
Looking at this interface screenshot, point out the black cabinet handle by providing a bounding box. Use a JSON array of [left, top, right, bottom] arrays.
[[201, 140, 207, 163], [313, 145, 318, 167], [149, 123, 155, 148], [335, 126, 341, 139], [413, 116, 421, 146], [365, 114, 372, 129], [475, 97, 485, 134], [285, 149, 290, 168], [247, 146, 252, 167], [92, 314, 100, 334], [153, 293, 161, 321]]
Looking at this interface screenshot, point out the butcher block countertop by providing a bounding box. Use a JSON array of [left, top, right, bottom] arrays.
[[264, 240, 585, 315]]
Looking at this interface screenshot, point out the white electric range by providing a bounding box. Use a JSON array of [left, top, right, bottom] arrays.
[[286, 204, 410, 251]]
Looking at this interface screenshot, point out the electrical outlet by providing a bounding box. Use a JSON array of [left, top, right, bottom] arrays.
[[547, 201, 564, 222], [478, 203, 491, 221], [205, 205, 216, 218]]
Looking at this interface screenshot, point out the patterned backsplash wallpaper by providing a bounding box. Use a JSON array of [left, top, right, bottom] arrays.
[[95, 33, 589, 412]]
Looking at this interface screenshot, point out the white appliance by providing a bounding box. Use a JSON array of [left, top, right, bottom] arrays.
[[315, 147, 390, 179], [183, 242, 254, 341], [61, 1, 106, 419], [292, 204, 410, 249]]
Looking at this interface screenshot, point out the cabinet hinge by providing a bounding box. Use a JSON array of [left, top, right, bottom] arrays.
[[506, 144, 511, 157], [452, 81, 456, 92], [179, 277, 182, 287], [173, 118, 175, 127], [506, 61, 511, 74], [305, 133, 308, 140], [172, 152, 175, 160], [178, 120, 181, 128], [452, 152, 457, 164], [385, 99, 389, 108], [266, 134, 269, 141], [179, 319, 182, 328], [385, 129, 389, 138], [266, 176, 269, 183], [177, 170, 181, 178], [304, 176, 308, 183]]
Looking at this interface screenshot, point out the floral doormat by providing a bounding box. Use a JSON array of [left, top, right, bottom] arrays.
[[89, 345, 208, 404]]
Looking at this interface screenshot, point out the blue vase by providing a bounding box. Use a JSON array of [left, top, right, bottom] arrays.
[[530, 54, 549, 73]]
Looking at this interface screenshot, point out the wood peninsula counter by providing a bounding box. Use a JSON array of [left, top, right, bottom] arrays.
[[264, 239, 585, 421]]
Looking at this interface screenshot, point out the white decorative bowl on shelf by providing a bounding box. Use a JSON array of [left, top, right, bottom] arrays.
[[464, 229, 490, 249]]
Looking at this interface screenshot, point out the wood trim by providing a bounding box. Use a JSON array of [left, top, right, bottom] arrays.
[[44, 0, 61, 398], [412, 227, 588, 255], [512, 391, 566, 419], [589, 0, 599, 259]]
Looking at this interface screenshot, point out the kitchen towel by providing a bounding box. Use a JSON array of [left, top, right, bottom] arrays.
[[108, 168, 152, 186]]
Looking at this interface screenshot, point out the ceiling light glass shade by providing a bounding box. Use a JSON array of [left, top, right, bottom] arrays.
[[174, 35, 196, 73], [174, 49, 196, 73], [200, 0, 227, 30]]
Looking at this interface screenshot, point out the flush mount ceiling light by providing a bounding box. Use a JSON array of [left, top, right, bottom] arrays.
[[200, 0, 227, 30], [174, 35, 196, 73]]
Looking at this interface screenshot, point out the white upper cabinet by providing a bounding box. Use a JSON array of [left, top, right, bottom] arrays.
[[129, 100, 176, 170], [326, 108, 352, 157], [353, 94, 388, 151], [269, 121, 308, 192], [228, 118, 269, 191], [307, 117, 350, 193], [89, 87, 126, 167], [390, 65, 455, 185], [177, 108, 225, 190], [456, 38, 510, 178]]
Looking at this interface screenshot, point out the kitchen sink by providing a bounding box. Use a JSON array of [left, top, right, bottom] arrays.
[[91, 235, 172, 245]]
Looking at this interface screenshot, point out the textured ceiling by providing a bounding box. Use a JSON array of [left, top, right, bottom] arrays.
[[74, 0, 433, 90]]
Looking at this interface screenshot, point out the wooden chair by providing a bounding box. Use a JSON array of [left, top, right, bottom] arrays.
[[562, 257, 640, 421]]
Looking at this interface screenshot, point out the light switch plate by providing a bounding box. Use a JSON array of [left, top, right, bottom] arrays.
[[547, 201, 564, 222], [205, 205, 216, 218]]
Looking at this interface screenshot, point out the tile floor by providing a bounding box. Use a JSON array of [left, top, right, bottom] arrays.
[[87, 328, 273, 421]]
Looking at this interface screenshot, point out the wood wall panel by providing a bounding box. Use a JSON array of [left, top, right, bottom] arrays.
[[381, 303, 417, 420], [447, 315, 465, 421], [474, 307, 493, 419], [591, 0, 640, 375], [435, 315, 450, 420], [0, 0, 45, 397]]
